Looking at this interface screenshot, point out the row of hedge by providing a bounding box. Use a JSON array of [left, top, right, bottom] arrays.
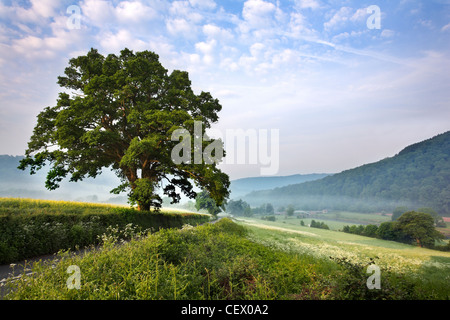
[[0, 205, 210, 264]]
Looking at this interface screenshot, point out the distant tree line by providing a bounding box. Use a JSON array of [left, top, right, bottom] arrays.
[[307, 220, 329, 229], [225, 199, 275, 217], [343, 208, 448, 250]]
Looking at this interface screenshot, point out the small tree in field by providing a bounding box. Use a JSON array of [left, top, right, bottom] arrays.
[[396, 211, 444, 247], [286, 205, 295, 216], [195, 190, 223, 218], [18, 48, 229, 211]]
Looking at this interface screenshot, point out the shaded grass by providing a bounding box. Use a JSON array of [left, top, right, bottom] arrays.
[[0, 198, 210, 264], [5, 219, 446, 300], [4, 219, 338, 300]]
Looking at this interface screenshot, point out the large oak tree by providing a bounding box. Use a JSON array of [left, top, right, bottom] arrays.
[[19, 48, 229, 211]]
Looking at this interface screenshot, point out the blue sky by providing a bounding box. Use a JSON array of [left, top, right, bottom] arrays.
[[0, 0, 449, 180]]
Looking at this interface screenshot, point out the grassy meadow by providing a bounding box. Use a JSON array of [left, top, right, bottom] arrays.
[[235, 216, 450, 298], [2, 199, 450, 300]]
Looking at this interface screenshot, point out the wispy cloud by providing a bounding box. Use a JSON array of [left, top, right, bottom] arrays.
[[0, 0, 449, 179]]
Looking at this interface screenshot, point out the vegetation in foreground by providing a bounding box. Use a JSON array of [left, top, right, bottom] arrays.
[[236, 217, 450, 299], [0, 198, 209, 264], [5, 219, 449, 300]]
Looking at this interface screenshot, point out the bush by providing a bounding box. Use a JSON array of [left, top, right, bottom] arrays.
[[310, 220, 329, 230], [5, 218, 430, 300], [5, 219, 332, 300], [0, 199, 210, 264]]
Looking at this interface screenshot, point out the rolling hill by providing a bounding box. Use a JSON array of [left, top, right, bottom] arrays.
[[0, 155, 125, 203], [243, 131, 450, 215], [229, 173, 330, 198]]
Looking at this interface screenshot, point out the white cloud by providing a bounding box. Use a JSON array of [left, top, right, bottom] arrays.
[[81, 0, 160, 28], [0, 0, 449, 180], [203, 24, 234, 42], [418, 19, 433, 29], [99, 29, 148, 53], [80, 0, 115, 27], [289, 11, 316, 37], [115, 1, 158, 23], [166, 18, 199, 38], [220, 57, 239, 71], [189, 0, 217, 10], [441, 23, 450, 32], [381, 29, 395, 38], [350, 8, 368, 22], [29, 0, 60, 19], [294, 0, 321, 10], [323, 7, 353, 30], [241, 0, 277, 31], [195, 39, 216, 65], [195, 39, 216, 54], [169, 0, 204, 23]]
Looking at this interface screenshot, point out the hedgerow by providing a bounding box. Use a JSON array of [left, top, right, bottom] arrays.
[[0, 198, 210, 264]]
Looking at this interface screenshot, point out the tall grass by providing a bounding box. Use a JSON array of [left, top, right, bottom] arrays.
[[237, 218, 450, 299], [0, 198, 210, 264], [5, 219, 445, 300]]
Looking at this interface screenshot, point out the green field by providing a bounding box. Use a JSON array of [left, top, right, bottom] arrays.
[[2, 200, 450, 300], [234, 217, 450, 297]]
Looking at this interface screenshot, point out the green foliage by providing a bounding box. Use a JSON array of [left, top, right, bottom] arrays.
[[226, 199, 252, 217], [417, 207, 446, 227], [392, 206, 409, 221], [6, 218, 439, 300], [0, 198, 209, 264], [251, 203, 276, 215], [343, 211, 445, 249], [396, 211, 444, 248], [361, 224, 378, 237], [195, 190, 222, 218], [18, 48, 229, 212], [286, 205, 295, 216], [330, 257, 419, 300], [310, 220, 329, 230]]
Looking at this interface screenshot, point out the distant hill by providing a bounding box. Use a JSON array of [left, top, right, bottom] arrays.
[[229, 173, 330, 198], [243, 131, 450, 215], [0, 155, 125, 204]]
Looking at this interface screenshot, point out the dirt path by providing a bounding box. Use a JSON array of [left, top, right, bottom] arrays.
[[0, 247, 97, 299], [235, 218, 319, 237], [0, 253, 58, 298]]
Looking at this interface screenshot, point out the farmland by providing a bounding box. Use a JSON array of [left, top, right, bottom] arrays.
[[1, 199, 450, 300], [234, 216, 450, 298]]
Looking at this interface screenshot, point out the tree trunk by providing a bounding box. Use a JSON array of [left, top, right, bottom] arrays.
[[138, 202, 151, 211]]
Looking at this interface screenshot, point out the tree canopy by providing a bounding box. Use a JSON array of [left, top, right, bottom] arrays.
[[18, 48, 229, 211], [396, 211, 444, 247], [195, 190, 223, 218]]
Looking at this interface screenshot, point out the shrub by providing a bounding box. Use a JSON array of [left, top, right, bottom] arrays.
[[0, 199, 210, 264]]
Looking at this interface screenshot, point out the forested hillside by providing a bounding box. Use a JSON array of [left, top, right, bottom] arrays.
[[229, 173, 330, 198], [244, 131, 450, 215]]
